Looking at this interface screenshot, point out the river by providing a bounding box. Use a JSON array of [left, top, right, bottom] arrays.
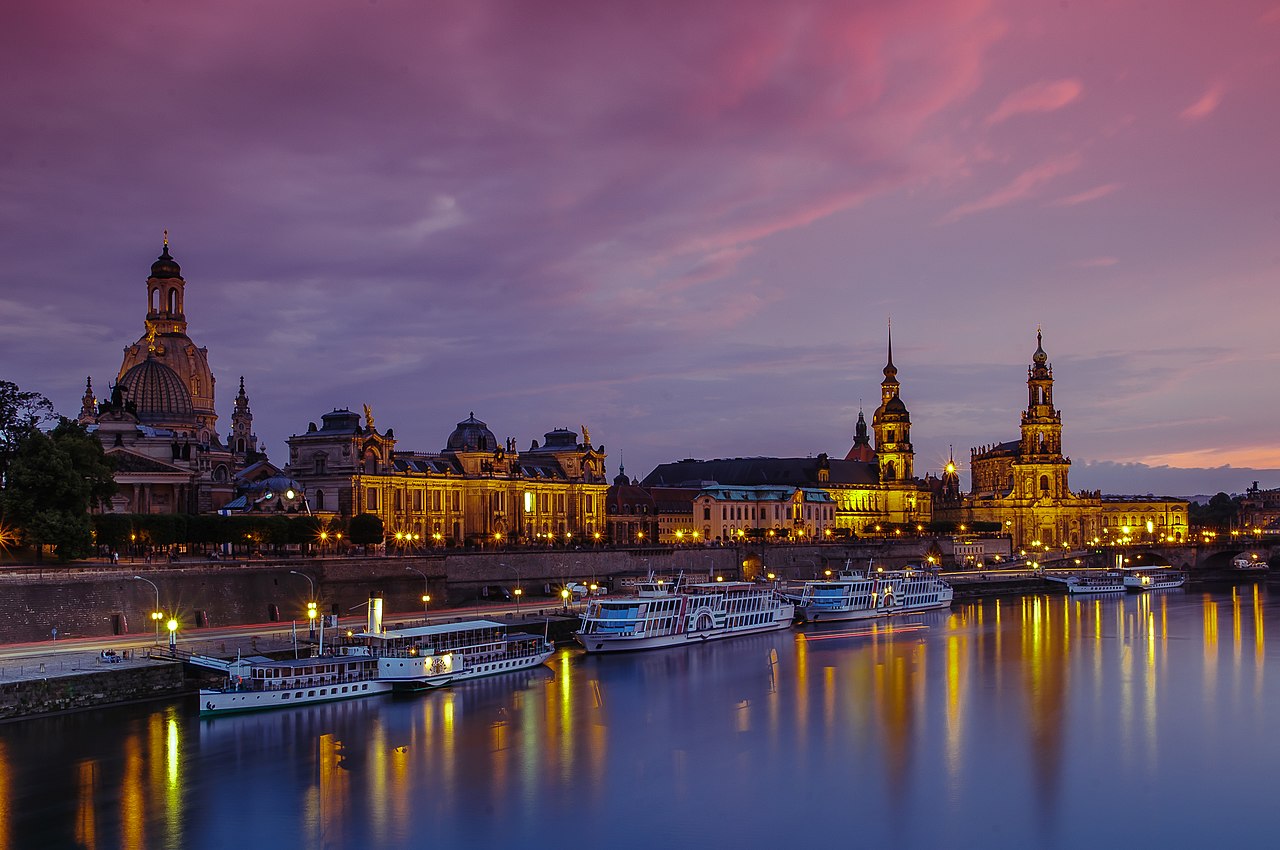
[[1, 586, 1274, 849]]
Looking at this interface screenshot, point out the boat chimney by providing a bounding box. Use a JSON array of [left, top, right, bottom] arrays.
[[367, 591, 384, 634]]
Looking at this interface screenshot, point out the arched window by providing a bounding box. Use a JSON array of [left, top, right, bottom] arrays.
[[884, 461, 896, 481], [168, 288, 179, 313], [315, 490, 325, 511], [1039, 475, 1049, 491]]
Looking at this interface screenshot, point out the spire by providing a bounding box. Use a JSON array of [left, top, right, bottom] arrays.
[[79, 376, 96, 422], [883, 318, 897, 381], [1033, 325, 1047, 366]]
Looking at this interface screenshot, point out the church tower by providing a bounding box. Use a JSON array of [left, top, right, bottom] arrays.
[[844, 408, 875, 462], [118, 234, 218, 440], [871, 322, 914, 481], [1013, 329, 1070, 498], [229, 376, 258, 460]]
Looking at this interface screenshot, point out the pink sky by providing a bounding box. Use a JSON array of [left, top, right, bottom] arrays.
[[2, 0, 1278, 497]]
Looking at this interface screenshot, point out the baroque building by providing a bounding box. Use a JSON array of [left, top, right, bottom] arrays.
[[82, 238, 259, 513], [636, 327, 933, 537], [285, 410, 610, 545], [936, 330, 1188, 549]]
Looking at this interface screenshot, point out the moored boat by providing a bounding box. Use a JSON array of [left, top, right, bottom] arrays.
[[1123, 568, 1186, 592], [784, 561, 953, 622], [1045, 571, 1125, 595], [344, 619, 554, 688], [200, 654, 393, 715], [575, 575, 794, 653]]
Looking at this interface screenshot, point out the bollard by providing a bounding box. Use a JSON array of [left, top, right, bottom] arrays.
[[38, 663, 45, 674]]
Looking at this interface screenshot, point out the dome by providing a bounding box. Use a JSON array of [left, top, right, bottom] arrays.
[[119, 356, 194, 424], [446, 412, 498, 452], [883, 396, 909, 415], [248, 475, 305, 497], [1033, 329, 1048, 366], [150, 244, 182, 280]]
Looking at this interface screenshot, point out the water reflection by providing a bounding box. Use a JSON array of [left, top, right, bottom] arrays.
[[2, 587, 1278, 849]]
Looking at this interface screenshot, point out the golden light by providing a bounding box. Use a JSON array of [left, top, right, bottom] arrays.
[[166, 618, 178, 633], [715, 576, 724, 582], [513, 588, 523, 597], [493, 532, 503, 541], [766, 573, 776, 581], [285, 489, 296, 500], [319, 531, 329, 541], [824, 569, 832, 577], [593, 532, 601, 540], [561, 588, 570, 600], [945, 461, 956, 474], [422, 594, 431, 603], [675, 531, 684, 540], [589, 583, 598, 592]]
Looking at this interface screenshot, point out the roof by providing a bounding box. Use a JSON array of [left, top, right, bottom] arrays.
[[358, 619, 508, 640], [641, 457, 878, 488], [105, 449, 190, 474], [696, 484, 834, 503]]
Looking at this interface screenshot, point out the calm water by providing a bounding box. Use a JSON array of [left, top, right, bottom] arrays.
[[3, 586, 1276, 849]]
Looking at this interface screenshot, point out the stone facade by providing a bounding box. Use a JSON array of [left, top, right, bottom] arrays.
[[286, 410, 610, 545], [81, 238, 259, 513]]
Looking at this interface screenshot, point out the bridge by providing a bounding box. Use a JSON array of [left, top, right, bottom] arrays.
[[1036, 541, 1275, 576]]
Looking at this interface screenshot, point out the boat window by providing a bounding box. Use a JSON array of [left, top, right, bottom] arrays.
[[308, 690, 315, 697], [282, 693, 290, 700]]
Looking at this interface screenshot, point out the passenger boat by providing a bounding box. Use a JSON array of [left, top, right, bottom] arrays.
[[1122, 568, 1186, 592], [1044, 571, 1125, 595], [342, 619, 555, 689], [1232, 555, 1269, 573], [575, 576, 794, 653], [199, 601, 554, 715], [784, 562, 953, 622], [199, 654, 393, 715]]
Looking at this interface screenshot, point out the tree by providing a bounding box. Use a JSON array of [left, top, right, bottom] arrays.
[[49, 419, 116, 509], [348, 513, 384, 546], [0, 380, 56, 487], [2, 430, 93, 561]]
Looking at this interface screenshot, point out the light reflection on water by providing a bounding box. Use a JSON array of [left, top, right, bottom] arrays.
[[2, 587, 1278, 849]]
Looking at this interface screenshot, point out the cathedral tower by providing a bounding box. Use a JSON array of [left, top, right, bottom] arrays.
[[1013, 329, 1070, 498], [117, 234, 218, 440], [871, 322, 914, 481], [229, 376, 258, 460]]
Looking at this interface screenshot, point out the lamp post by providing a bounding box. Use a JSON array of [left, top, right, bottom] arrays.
[[290, 570, 317, 638], [132, 575, 163, 642], [406, 566, 431, 612], [500, 562, 521, 616], [166, 616, 178, 650]]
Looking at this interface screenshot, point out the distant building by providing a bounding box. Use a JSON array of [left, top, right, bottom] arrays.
[[81, 238, 259, 513], [935, 330, 1188, 549], [286, 411, 609, 545], [604, 466, 658, 545], [1239, 482, 1280, 533], [639, 327, 933, 533]]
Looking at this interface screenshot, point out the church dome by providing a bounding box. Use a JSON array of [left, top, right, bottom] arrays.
[[150, 244, 182, 280], [883, 396, 909, 416], [119, 357, 194, 425], [446, 413, 497, 452]]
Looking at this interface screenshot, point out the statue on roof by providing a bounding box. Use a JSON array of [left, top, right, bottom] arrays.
[[581, 424, 591, 447], [363, 403, 375, 432]]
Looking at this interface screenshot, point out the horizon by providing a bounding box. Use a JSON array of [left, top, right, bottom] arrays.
[[3, 1, 1278, 501]]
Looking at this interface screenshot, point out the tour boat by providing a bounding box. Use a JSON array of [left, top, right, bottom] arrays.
[[1122, 568, 1186, 592], [199, 609, 554, 715], [575, 575, 795, 653], [785, 562, 954, 622], [342, 619, 555, 689], [1044, 572, 1125, 595], [1232, 555, 1269, 573]]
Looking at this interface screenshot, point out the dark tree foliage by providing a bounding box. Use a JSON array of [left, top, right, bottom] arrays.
[[0, 380, 56, 486], [1189, 492, 1241, 530], [3, 430, 93, 560], [348, 512, 384, 546]]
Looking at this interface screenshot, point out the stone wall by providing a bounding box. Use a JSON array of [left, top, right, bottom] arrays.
[[0, 662, 186, 721]]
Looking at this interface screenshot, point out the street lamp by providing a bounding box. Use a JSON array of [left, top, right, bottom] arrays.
[[166, 617, 178, 650], [561, 587, 570, 610], [499, 562, 522, 613], [290, 570, 317, 638], [406, 566, 431, 612], [132, 576, 163, 642]]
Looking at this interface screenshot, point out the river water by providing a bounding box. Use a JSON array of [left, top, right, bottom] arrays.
[[2, 586, 1275, 849]]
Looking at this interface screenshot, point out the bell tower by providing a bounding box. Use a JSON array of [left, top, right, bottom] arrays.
[[230, 376, 258, 459], [872, 322, 914, 481], [1014, 328, 1070, 499], [146, 230, 187, 337]]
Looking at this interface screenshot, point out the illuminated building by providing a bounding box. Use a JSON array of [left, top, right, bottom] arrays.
[[81, 238, 258, 513], [604, 466, 658, 545], [640, 327, 932, 532], [286, 411, 608, 545], [936, 330, 1188, 548]]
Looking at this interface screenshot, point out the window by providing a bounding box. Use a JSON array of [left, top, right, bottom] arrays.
[[366, 489, 379, 511], [314, 455, 327, 475], [704, 507, 711, 520], [315, 490, 325, 510]]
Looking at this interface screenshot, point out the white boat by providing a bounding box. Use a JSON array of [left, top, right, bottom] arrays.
[[1232, 555, 1269, 572], [1123, 568, 1186, 592], [1045, 571, 1125, 595], [199, 654, 394, 715], [575, 575, 794, 653], [343, 619, 555, 688], [200, 618, 553, 715], [785, 562, 953, 622]]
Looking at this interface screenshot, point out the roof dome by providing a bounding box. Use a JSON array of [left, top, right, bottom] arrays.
[[1032, 329, 1048, 366], [446, 412, 498, 452], [119, 356, 194, 424], [150, 243, 182, 280], [883, 396, 909, 415]]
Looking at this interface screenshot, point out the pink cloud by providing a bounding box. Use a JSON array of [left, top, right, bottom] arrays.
[[1073, 257, 1119, 268], [941, 152, 1082, 222], [1180, 82, 1225, 122], [985, 79, 1083, 125], [1050, 183, 1121, 207]]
